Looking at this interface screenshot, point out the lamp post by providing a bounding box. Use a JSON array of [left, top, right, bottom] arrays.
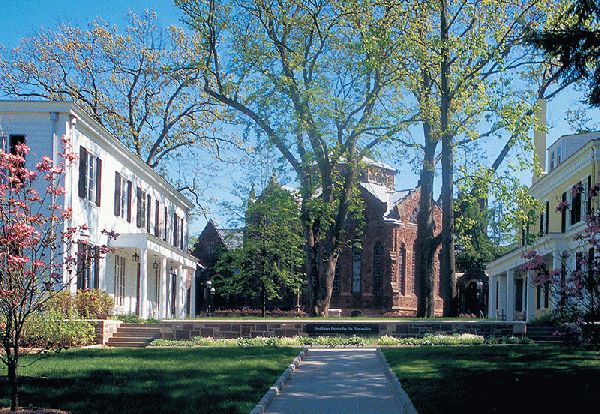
[[206, 280, 213, 316], [476, 280, 484, 317]]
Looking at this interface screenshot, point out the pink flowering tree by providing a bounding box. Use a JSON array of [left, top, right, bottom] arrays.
[[523, 192, 600, 342], [0, 138, 107, 410]]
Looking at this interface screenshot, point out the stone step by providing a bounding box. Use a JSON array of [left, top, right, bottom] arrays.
[[106, 341, 150, 348], [112, 332, 160, 339], [116, 327, 161, 333], [117, 329, 160, 336], [120, 323, 161, 328], [108, 336, 157, 343]]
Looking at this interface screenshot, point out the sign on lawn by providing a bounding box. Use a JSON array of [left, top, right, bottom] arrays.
[[305, 323, 379, 335]]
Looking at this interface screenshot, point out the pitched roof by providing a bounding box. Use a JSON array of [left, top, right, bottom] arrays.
[[216, 227, 244, 250]]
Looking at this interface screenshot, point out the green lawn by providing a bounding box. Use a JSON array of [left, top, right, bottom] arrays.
[[383, 345, 600, 413], [0, 347, 298, 414]]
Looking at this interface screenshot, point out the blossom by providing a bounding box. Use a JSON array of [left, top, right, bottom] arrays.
[[7, 255, 30, 265], [556, 200, 570, 213]]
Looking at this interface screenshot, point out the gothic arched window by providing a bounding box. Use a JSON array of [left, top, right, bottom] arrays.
[[373, 242, 383, 295], [399, 244, 406, 295], [410, 207, 419, 223], [352, 247, 362, 294], [333, 262, 341, 296]]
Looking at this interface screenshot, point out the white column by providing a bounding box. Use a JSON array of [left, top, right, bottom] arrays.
[[139, 248, 148, 319], [525, 270, 536, 322], [506, 268, 515, 321], [190, 268, 196, 318], [488, 274, 497, 318], [160, 256, 168, 319], [551, 253, 562, 311], [176, 264, 184, 318]]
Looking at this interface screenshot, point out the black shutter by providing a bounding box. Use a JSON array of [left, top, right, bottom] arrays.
[[180, 217, 184, 249], [114, 172, 121, 216], [561, 192, 567, 233], [136, 187, 142, 228], [95, 157, 102, 207], [545, 201, 549, 234], [127, 180, 133, 223], [588, 175, 593, 215], [78, 146, 88, 199]]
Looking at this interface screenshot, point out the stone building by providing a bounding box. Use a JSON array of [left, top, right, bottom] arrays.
[[331, 159, 444, 316], [192, 220, 242, 312]]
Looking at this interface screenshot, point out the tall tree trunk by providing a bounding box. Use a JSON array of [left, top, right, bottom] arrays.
[[318, 255, 338, 316], [440, 0, 458, 317], [415, 116, 439, 317], [8, 351, 18, 411], [261, 281, 266, 317]]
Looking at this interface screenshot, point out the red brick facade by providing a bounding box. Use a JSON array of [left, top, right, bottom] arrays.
[[331, 164, 444, 316]]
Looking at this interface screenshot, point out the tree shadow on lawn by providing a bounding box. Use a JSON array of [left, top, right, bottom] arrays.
[[0, 348, 298, 414], [384, 345, 600, 414]]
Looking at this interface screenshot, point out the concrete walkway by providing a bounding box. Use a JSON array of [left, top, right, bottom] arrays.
[[266, 348, 412, 414]]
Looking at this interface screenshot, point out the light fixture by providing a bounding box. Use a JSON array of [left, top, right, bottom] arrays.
[[153, 260, 159, 270], [132, 252, 140, 263], [210, 287, 216, 294], [169, 265, 174, 272], [206, 280, 212, 289]]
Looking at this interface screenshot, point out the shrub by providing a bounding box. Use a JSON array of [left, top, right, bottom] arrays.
[[484, 336, 532, 345], [22, 309, 95, 348], [46, 290, 73, 315], [529, 312, 557, 326], [74, 289, 114, 319], [111, 314, 161, 324]]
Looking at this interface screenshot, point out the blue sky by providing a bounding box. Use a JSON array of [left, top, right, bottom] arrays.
[[1, 0, 599, 235]]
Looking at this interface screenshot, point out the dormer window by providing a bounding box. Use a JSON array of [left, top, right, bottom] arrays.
[[550, 151, 555, 170], [557, 147, 562, 165]]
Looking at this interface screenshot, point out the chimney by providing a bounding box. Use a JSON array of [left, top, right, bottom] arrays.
[[533, 98, 547, 184]]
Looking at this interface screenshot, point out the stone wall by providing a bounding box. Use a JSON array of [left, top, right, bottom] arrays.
[[92, 319, 122, 345], [159, 320, 524, 340]]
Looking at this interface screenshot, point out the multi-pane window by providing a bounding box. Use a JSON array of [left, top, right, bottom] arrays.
[[114, 172, 131, 221], [164, 206, 168, 241], [79, 146, 102, 206], [155, 200, 160, 236], [114, 255, 126, 307], [413, 244, 418, 296], [571, 182, 582, 225], [333, 263, 341, 296], [373, 242, 383, 295], [399, 244, 406, 295], [146, 194, 152, 233], [136, 187, 146, 229], [77, 242, 99, 290], [352, 247, 361, 294], [515, 278, 524, 313], [173, 213, 179, 247]]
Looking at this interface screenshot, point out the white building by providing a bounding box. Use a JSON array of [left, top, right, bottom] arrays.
[[0, 101, 198, 319], [486, 100, 599, 322]]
